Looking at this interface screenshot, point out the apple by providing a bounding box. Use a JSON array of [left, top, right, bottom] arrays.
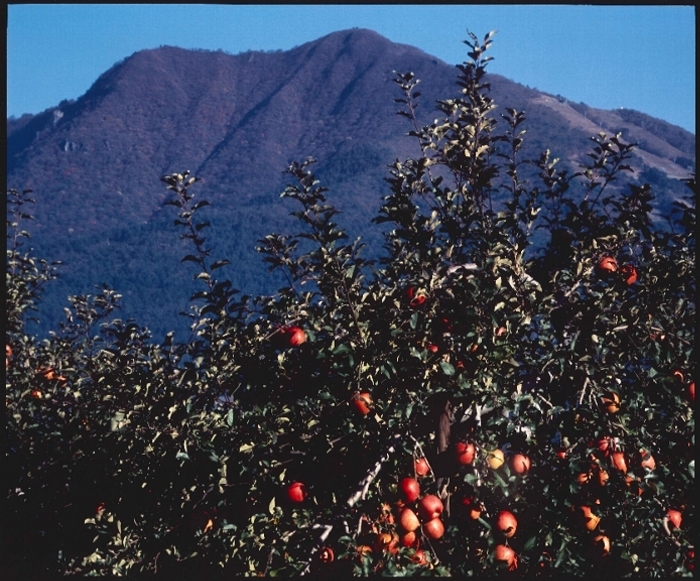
[[455, 441, 476, 465], [592, 535, 611, 557], [667, 509, 682, 529], [556, 448, 568, 460], [399, 507, 420, 532], [279, 325, 306, 347], [577, 471, 592, 485], [494, 544, 518, 571], [496, 510, 518, 538], [580, 506, 600, 531], [287, 481, 307, 503], [400, 477, 421, 503], [406, 286, 428, 308], [495, 325, 508, 337], [461, 497, 482, 520], [5, 344, 11, 368], [423, 517, 445, 539], [414, 457, 430, 477], [352, 392, 373, 415], [399, 530, 420, 548], [318, 546, 335, 563], [601, 391, 621, 414], [595, 436, 614, 457], [611, 451, 628, 473], [596, 468, 609, 487], [487, 449, 505, 469], [639, 449, 656, 471], [418, 495, 444, 521], [598, 256, 618, 273], [375, 532, 399, 554], [510, 453, 531, 475], [411, 549, 429, 566], [689, 381, 695, 402], [620, 264, 638, 285], [356, 545, 373, 562]]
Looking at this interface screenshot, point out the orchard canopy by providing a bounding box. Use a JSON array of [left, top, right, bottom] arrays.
[[5, 31, 695, 577]]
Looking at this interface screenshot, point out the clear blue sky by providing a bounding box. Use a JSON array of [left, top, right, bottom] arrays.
[[7, 4, 696, 133]]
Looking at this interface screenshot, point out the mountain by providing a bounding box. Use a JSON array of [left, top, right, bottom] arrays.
[[6, 28, 695, 339]]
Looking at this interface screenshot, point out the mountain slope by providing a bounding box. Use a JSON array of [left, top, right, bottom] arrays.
[[7, 28, 695, 338]]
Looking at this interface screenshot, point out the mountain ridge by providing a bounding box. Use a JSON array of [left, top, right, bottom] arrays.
[[6, 28, 695, 338]]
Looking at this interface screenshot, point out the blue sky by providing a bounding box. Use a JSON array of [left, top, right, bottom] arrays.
[[7, 4, 696, 133]]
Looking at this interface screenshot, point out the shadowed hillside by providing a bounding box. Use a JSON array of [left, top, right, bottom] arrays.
[[7, 28, 695, 338]]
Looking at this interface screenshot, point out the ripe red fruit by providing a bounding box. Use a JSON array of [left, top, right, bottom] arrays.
[[592, 535, 611, 557], [400, 477, 420, 503], [414, 457, 430, 477], [639, 449, 656, 471], [406, 286, 428, 307], [399, 507, 420, 532], [620, 264, 638, 285], [580, 506, 601, 531], [281, 326, 306, 346], [595, 436, 614, 457], [418, 495, 444, 521], [375, 532, 399, 554], [601, 391, 621, 414], [287, 481, 307, 503], [318, 546, 335, 563], [352, 392, 373, 415], [455, 441, 476, 465], [510, 453, 531, 475], [423, 517, 445, 539], [399, 530, 420, 548], [598, 256, 618, 273], [494, 544, 518, 571], [667, 509, 682, 529], [411, 549, 429, 566], [461, 497, 482, 520], [496, 510, 518, 538], [611, 451, 628, 473], [689, 381, 695, 402]]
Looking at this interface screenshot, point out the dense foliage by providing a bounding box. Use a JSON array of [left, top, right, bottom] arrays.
[[5, 32, 695, 577]]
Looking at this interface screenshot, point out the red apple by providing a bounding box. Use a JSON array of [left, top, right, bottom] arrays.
[[496, 510, 518, 538], [494, 544, 518, 571], [352, 392, 373, 415], [611, 451, 628, 473], [411, 548, 429, 566], [287, 481, 307, 503], [399, 530, 420, 548], [400, 477, 420, 503], [455, 441, 476, 465], [461, 497, 482, 520], [318, 546, 335, 563], [510, 453, 531, 475], [423, 517, 445, 539], [667, 509, 682, 529], [598, 256, 618, 273], [418, 494, 444, 521], [375, 532, 399, 554], [414, 457, 430, 477], [399, 507, 420, 532], [639, 449, 656, 471], [592, 535, 611, 557], [283, 326, 306, 346], [620, 264, 638, 285]]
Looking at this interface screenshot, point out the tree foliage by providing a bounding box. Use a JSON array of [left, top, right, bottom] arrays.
[[5, 31, 695, 577]]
